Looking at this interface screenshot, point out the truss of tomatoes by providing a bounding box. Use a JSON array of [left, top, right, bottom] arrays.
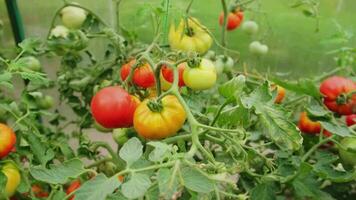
[[91, 58, 217, 139]]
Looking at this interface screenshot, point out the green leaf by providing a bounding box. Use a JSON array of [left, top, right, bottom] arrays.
[[74, 174, 121, 200], [0, 72, 13, 89], [30, 159, 86, 184], [306, 101, 330, 118], [119, 137, 143, 166], [181, 167, 215, 193], [218, 75, 246, 102], [18, 38, 42, 54], [26, 133, 55, 165], [313, 151, 356, 182], [272, 77, 321, 98], [147, 141, 171, 162], [121, 173, 152, 199], [242, 83, 303, 151], [107, 191, 129, 200], [52, 191, 67, 200], [319, 121, 351, 137], [158, 168, 180, 199], [250, 182, 277, 200], [0, 171, 7, 199]]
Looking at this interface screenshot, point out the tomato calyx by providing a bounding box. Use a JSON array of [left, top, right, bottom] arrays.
[[147, 100, 163, 112], [187, 57, 202, 68], [185, 26, 195, 37]]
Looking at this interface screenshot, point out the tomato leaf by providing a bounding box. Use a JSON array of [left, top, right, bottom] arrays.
[[313, 151, 356, 182], [319, 121, 351, 137], [51, 191, 66, 200], [74, 174, 121, 200], [158, 168, 180, 199], [271, 77, 321, 99], [0, 72, 13, 89], [119, 137, 143, 166], [242, 82, 303, 151], [30, 159, 86, 184], [218, 75, 246, 102], [26, 133, 55, 165], [147, 142, 172, 162], [181, 166, 215, 193], [19, 38, 42, 54], [121, 173, 152, 199], [250, 182, 277, 200]]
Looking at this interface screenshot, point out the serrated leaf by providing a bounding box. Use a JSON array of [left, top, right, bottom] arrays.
[[74, 174, 121, 200], [313, 151, 356, 182], [250, 182, 277, 200], [26, 133, 55, 165], [272, 77, 321, 98], [121, 173, 151, 199], [242, 83, 303, 151], [30, 159, 86, 184], [218, 75, 246, 102], [119, 137, 143, 166], [147, 141, 171, 162], [181, 167, 214, 193], [19, 38, 42, 54], [306, 101, 330, 118], [319, 121, 351, 137]]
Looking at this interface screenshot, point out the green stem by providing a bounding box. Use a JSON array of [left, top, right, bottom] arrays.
[[221, 0, 228, 54], [314, 67, 345, 82], [92, 142, 124, 170], [301, 135, 335, 162], [86, 157, 113, 169], [210, 101, 229, 126]]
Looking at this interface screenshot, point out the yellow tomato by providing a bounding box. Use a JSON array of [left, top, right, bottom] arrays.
[[169, 18, 212, 54], [1, 162, 21, 197], [183, 58, 217, 90], [133, 95, 186, 139]]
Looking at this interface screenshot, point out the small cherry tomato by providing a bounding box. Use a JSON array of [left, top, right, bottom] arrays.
[[91, 86, 140, 128], [18, 56, 41, 72], [0, 124, 16, 159], [242, 20, 259, 35], [134, 95, 186, 140], [345, 114, 356, 126], [298, 112, 321, 134], [320, 76, 356, 115], [120, 60, 155, 88], [214, 55, 234, 74], [219, 11, 244, 31], [31, 185, 49, 198], [66, 180, 81, 200], [339, 137, 356, 166], [1, 162, 21, 198], [60, 5, 87, 29], [249, 41, 269, 55], [271, 85, 286, 104], [183, 58, 217, 90], [160, 63, 186, 90]]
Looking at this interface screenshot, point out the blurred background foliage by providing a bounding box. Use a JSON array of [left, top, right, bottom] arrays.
[[0, 0, 355, 77]]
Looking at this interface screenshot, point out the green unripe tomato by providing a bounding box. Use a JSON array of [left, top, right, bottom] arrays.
[[50, 25, 69, 38], [60, 5, 87, 29], [339, 137, 356, 166], [214, 55, 234, 74], [242, 20, 259, 35], [249, 41, 268, 56], [203, 50, 216, 60], [94, 121, 112, 133], [37, 95, 54, 110], [113, 128, 129, 145], [18, 56, 41, 72]]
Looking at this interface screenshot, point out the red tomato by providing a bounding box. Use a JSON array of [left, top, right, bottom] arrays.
[[219, 11, 244, 31], [298, 112, 321, 134], [66, 180, 81, 200], [346, 114, 356, 126], [120, 60, 155, 88], [161, 63, 186, 87], [319, 76, 356, 115], [31, 185, 49, 198], [0, 123, 16, 159], [91, 86, 139, 128]]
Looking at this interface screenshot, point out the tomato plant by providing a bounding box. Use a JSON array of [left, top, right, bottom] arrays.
[[0, 0, 355, 199]]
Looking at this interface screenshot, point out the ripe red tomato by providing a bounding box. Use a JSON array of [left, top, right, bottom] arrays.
[[346, 114, 356, 126], [31, 185, 49, 198], [161, 63, 186, 90], [66, 180, 81, 200], [298, 112, 321, 134], [91, 86, 140, 129], [320, 76, 356, 115], [0, 123, 16, 159], [120, 60, 155, 88], [219, 11, 244, 31]]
